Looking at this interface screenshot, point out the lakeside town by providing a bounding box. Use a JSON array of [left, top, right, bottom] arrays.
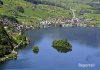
[[39, 8, 97, 28], [0, 7, 99, 33]]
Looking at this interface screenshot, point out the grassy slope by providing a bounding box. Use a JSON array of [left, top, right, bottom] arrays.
[[29, 0, 100, 24], [0, 0, 100, 26], [0, 0, 70, 26]]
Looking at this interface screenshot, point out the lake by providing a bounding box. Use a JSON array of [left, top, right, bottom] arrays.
[[0, 27, 100, 70]]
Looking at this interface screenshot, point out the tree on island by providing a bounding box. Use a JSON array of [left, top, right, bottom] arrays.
[[52, 39, 72, 53], [32, 46, 39, 54]]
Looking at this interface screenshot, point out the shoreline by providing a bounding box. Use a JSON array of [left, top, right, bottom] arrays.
[[0, 24, 99, 63], [24, 24, 100, 31], [26, 26, 100, 31], [0, 51, 17, 63], [0, 37, 30, 63]]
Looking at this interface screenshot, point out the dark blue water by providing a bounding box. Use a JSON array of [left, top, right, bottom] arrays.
[[0, 27, 100, 70]]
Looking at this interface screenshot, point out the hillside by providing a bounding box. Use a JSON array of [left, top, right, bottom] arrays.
[[0, 0, 99, 26], [0, 0, 71, 26], [0, 0, 100, 26], [28, 0, 100, 25]]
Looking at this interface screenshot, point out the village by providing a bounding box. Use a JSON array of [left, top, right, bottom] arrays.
[[39, 8, 94, 28], [0, 7, 96, 33]]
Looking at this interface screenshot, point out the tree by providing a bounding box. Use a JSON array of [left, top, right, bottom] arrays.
[[16, 6, 24, 13], [52, 40, 72, 53], [32, 46, 39, 54], [0, 0, 3, 6], [0, 22, 13, 57]]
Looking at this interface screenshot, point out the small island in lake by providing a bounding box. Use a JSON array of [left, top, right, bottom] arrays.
[[52, 40, 72, 53], [32, 46, 39, 54]]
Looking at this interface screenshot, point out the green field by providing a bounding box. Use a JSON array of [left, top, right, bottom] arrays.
[[0, 0, 71, 26], [0, 0, 100, 25]]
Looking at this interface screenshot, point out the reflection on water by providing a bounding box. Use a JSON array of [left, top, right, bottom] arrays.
[[33, 50, 39, 54], [0, 27, 100, 70], [26, 27, 100, 48], [52, 45, 72, 53]]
